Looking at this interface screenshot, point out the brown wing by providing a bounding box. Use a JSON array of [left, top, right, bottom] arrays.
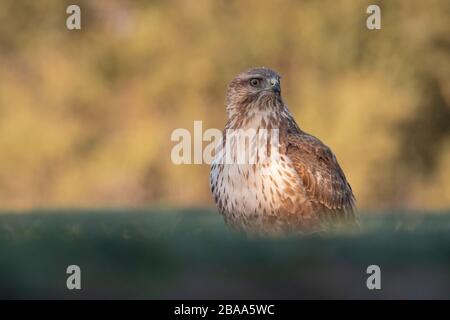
[[286, 131, 357, 223]]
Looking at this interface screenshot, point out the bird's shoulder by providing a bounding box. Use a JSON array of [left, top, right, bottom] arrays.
[[285, 130, 335, 165]]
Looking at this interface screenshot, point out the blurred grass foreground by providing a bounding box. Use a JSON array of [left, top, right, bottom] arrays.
[[0, 209, 449, 299]]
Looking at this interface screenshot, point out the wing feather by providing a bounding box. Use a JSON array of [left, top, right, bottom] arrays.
[[286, 131, 357, 223]]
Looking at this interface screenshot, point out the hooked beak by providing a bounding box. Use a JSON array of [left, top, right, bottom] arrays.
[[270, 78, 281, 93]]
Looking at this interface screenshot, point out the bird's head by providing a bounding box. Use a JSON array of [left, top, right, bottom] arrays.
[[226, 67, 283, 118]]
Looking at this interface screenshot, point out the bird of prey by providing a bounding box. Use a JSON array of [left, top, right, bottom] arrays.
[[210, 67, 357, 236]]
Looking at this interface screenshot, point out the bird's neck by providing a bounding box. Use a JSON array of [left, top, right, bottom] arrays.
[[225, 101, 297, 132], [226, 109, 277, 130]]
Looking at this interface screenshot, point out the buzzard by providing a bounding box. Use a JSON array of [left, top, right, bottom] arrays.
[[210, 67, 357, 236]]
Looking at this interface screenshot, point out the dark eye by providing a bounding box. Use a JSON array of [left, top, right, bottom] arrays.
[[250, 78, 260, 87]]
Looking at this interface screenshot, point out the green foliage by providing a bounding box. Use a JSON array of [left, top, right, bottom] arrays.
[[0, 1, 448, 209], [0, 209, 449, 298]]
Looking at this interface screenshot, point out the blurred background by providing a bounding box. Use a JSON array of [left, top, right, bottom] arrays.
[[1, 0, 449, 300], [0, 0, 449, 211]]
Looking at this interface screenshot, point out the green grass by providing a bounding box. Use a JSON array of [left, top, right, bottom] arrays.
[[0, 208, 449, 299]]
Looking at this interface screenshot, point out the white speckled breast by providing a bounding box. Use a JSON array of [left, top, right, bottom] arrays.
[[210, 146, 302, 233]]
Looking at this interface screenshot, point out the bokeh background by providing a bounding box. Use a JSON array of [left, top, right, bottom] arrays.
[[0, 0, 449, 211], [1, 0, 450, 300]]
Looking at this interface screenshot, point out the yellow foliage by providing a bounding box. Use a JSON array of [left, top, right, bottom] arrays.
[[0, 0, 448, 210]]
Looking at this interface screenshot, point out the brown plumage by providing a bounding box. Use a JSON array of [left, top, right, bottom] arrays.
[[210, 67, 357, 236]]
